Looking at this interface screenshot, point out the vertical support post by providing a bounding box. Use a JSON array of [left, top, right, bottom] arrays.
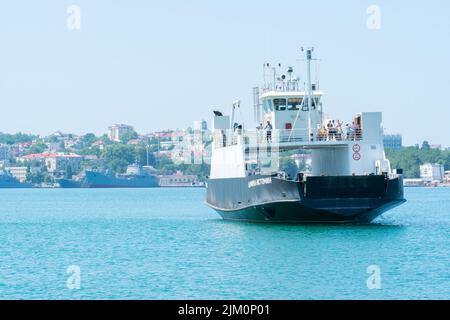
[[306, 48, 313, 142], [253, 87, 260, 124]]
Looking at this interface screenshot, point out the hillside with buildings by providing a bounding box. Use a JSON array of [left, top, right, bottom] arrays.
[[385, 140, 450, 186], [0, 121, 211, 187], [1, 127, 449, 187]]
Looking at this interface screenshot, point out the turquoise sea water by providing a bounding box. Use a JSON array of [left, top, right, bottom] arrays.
[[0, 187, 448, 299]]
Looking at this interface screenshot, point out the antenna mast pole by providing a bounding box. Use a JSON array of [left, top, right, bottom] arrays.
[[305, 47, 314, 142]]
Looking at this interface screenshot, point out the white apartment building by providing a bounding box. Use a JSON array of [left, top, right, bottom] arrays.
[[44, 154, 82, 174], [5, 166, 28, 182], [420, 163, 444, 182], [193, 120, 208, 132], [108, 124, 134, 142]]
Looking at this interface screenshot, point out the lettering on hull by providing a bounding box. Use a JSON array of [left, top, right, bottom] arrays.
[[248, 177, 272, 188]]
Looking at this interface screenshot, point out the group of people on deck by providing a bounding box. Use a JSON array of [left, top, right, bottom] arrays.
[[317, 120, 361, 141], [254, 119, 361, 144], [257, 121, 273, 143]]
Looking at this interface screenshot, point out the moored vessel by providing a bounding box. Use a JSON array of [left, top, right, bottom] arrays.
[[206, 48, 406, 223], [0, 170, 33, 188], [58, 164, 159, 188]]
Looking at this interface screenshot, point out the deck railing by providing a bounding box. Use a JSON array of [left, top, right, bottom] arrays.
[[215, 128, 363, 148]]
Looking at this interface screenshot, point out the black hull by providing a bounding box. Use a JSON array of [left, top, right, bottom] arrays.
[[206, 174, 405, 224]]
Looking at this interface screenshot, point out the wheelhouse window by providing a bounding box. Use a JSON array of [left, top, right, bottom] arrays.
[[288, 98, 302, 110], [263, 99, 273, 112], [273, 98, 287, 111], [301, 97, 320, 111]]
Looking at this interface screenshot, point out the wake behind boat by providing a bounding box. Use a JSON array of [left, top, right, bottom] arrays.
[[206, 48, 406, 223]]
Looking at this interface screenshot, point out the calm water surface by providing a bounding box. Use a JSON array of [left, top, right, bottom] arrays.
[[0, 187, 448, 299]]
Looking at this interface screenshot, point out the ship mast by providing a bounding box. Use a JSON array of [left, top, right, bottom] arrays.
[[303, 47, 314, 142]]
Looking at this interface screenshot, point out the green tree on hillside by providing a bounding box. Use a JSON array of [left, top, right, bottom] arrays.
[[0, 132, 38, 145], [26, 141, 48, 154], [119, 130, 138, 144], [81, 133, 97, 146], [386, 143, 450, 178], [102, 144, 156, 173]]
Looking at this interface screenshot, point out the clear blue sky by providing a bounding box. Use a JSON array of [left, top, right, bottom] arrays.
[[0, 0, 448, 146]]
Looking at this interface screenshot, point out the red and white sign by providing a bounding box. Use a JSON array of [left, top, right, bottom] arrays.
[[352, 144, 361, 153], [353, 152, 361, 161]]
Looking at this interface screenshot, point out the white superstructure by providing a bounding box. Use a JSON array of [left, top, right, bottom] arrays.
[[210, 48, 392, 180]]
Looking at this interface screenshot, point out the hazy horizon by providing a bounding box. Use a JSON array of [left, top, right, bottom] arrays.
[[1, 0, 449, 146]]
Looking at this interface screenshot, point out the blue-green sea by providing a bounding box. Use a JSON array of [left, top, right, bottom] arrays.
[[0, 187, 448, 299]]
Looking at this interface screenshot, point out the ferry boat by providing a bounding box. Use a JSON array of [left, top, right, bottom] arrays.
[[58, 164, 159, 188], [206, 48, 406, 223]]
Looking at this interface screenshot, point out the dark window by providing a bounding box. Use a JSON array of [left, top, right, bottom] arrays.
[[273, 98, 287, 111], [288, 98, 302, 110], [302, 97, 318, 111]]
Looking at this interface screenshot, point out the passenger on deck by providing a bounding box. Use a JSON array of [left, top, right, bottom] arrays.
[[355, 122, 362, 140], [220, 130, 227, 147], [347, 122, 356, 140], [265, 121, 273, 143], [317, 126, 327, 141], [344, 123, 350, 140], [256, 122, 264, 143], [326, 120, 334, 141], [256, 122, 263, 131], [335, 120, 343, 141]]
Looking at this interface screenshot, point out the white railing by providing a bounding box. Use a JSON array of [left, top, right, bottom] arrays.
[[244, 129, 309, 145], [214, 129, 363, 149], [261, 81, 302, 93]]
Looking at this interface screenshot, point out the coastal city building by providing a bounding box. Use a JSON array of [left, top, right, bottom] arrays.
[[419, 163, 444, 182], [430, 144, 442, 150], [383, 134, 402, 150], [44, 153, 82, 175], [444, 171, 450, 185], [45, 142, 64, 152], [156, 130, 185, 150], [158, 173, 202, 187], [403, 178, 425, 187], [5, 166, 28, 182], [0, 144, 9, 160], [170, 129, 210, 165], [18, 152, 82, 176], [0, 144, 20, 160], [108, 124, 134, 142], [193, 120, 208, 132], [91, 140, 105, 150], [45, 131, 81, 152], [127, 139, 141, 145]]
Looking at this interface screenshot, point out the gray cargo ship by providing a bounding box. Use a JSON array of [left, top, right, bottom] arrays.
[[0, 170, 33, 188], [58, 164, 158, 188]]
